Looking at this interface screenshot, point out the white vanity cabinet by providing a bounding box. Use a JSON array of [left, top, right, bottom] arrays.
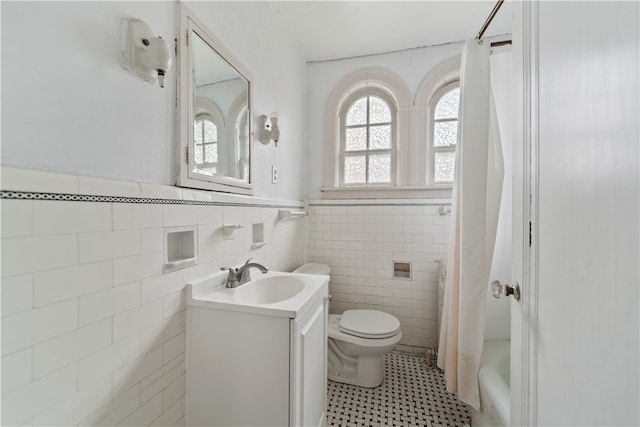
[[185, 272, 328, 427]]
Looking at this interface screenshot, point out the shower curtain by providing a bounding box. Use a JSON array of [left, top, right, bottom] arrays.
[[437, 39, 504, 411]]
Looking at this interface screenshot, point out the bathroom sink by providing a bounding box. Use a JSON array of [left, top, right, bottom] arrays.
[[235, 275, 306, 304], [185, 271, 329, 318]]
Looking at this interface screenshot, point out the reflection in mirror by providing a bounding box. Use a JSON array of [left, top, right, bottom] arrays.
[[178, 4, 253, 194]]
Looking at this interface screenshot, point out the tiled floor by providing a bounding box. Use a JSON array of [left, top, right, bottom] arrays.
[[327, 352, 471, 427]]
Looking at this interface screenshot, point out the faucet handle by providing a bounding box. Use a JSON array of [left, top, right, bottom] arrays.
[[220, 267, 239, 288], [220, 266, 237, 279]]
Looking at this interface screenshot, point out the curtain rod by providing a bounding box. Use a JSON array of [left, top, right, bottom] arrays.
[[476, 0, 512, 47], [477, 0, 506, 40]]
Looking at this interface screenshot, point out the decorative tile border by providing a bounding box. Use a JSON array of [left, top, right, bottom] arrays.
[[0, 190, 302, 209], [310, 202, 451, 207]]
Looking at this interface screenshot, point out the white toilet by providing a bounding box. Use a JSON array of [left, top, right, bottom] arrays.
[[293, 263, 403, 388]]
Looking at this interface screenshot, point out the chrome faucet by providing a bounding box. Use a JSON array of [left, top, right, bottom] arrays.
[[220, 258, 269, 288]]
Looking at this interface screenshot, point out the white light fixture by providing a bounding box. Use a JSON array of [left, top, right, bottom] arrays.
[[122, 19, 172, 88], [259, 112, 280, 146]]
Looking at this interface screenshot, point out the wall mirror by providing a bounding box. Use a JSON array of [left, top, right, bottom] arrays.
[[178, 3, 253, 194]]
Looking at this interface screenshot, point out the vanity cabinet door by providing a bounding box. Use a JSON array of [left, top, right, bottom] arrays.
[[292, 295, 327, 427]]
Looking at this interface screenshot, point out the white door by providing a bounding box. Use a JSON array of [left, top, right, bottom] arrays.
[[512, 1, 639, 425]]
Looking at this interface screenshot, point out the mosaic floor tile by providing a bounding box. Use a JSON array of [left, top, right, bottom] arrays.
[[327, 352, 471, 427]]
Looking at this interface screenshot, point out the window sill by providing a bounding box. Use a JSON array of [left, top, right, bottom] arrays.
[[321, 185, 452, 199]]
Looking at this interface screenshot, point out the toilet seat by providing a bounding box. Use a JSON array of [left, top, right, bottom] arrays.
[[339, 309, 401, 339]]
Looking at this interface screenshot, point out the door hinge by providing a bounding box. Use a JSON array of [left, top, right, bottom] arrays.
[[186, 30, 189, 47], [529, 221, 532, 247], [186, 145, 189, 161], [174, 38, 178, 57]]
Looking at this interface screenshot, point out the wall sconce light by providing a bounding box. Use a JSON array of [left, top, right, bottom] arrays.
[[259, 112, 280, 146], [122, 19, 172, 88]]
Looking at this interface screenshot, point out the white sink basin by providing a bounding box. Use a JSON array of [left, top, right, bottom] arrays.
[[185, 271, 329, 318], [236, 275, 306, 304]]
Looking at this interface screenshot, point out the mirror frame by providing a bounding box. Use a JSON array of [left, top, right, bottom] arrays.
[[177, 3, 254, 195]]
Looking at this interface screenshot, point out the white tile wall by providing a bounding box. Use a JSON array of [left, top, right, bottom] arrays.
[[308, 199, 451, 350], [1, 168, 306, 426]]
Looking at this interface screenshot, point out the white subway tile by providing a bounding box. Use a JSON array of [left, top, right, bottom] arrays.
[[119, 393, 163, 427], [162, 332, 185, 364], [78, 334, 140, 390], [142, 228, 164, 253], [141, 271, 184, 304], [162, 205, 198, 227], [1, 364, 77, 426], [33, 318, 111, 379], [113, 300, 163, 343], [163, 291, 184, 319], [196, 205, 223, 225], [1, 200, 33, 238], [81, 384, 139, 426], [33, 201, 111, 235], [2, 299, 77, 355], [79, 230, 141, 264], [32, 376, 111, 426], [112, 346, 163, 399], [140, 363, 181, 404], [113, 251, 163, 285], [78, 176, 141, 198], [113, 204, 162, 230], [152, 396, 183, 426], [182, 189, 212, 201], [1, 234, 78, 278], [2, 348, 32, 394], [140, 183, 183, 200], [140, 354, 183, 393], [1, 274, 33, 317], [1, 167, 78, 194], [162, 375, 185, 411], [34, 260, 112, 307], [79, 281, 140, 326], [140, 313, 182, 352]]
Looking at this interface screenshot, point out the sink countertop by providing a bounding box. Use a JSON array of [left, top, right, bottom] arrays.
[[185, 270, 329, 318]]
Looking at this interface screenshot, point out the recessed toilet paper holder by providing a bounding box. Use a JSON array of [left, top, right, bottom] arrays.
[[491, 280, 520, 301]]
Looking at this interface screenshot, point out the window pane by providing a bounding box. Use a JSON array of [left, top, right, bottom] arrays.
[[194, 145, 204, 164], [344, 155, 366, 184], [205, 143, 217, 163], [435, 151, 456, 182], [204, 121, 217, 143], [434, 88, 460, 119], [194, 121, 203, 145], [345, 127, 367, 151], [370, 125, 391, 149], [346, 97, 367, 126], [368, 153, 391, 183], [434, 121, 458, 146], [369, 96, 391, 124]]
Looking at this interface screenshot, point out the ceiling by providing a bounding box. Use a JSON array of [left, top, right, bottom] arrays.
[[266, 1, 512, 62]]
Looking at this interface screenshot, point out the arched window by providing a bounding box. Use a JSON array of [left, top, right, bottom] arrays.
[[430, 82, 460, 183], [193, 114, 218, 174], [340, 90, 396, 186]]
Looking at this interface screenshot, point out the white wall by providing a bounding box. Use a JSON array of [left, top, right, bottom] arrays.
[[1, 1, 310, 425], [1, 1, 308, 201]]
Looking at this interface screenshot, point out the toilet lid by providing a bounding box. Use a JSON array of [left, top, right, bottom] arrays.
[[339, 310, 401, 339]]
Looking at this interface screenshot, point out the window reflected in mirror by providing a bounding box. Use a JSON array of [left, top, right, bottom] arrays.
[[178, 4, 253, 194]]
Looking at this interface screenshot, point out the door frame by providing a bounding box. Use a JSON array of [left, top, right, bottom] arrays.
[[511, 1, 538, 425]]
